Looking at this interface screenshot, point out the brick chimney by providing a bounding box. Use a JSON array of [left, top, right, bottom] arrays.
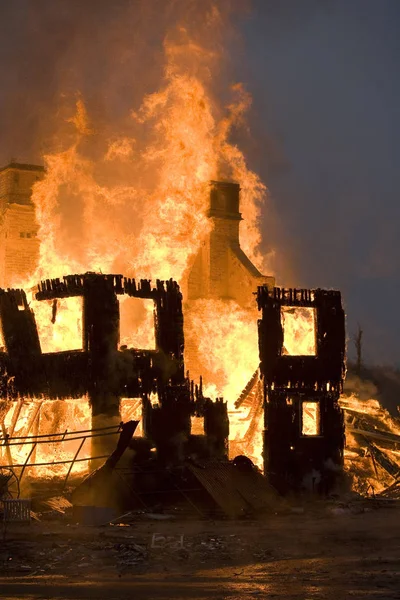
[[0, 163, 44, 286], [186, 181, 274, 306]]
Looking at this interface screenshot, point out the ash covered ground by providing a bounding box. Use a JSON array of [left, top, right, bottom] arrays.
[[1, 500, 399, 600]]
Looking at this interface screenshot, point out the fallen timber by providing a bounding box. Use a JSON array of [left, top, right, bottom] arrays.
[[347, 426, 400, 448]]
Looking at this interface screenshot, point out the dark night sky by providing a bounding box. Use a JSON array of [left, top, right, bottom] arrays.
[[241, 0, 400, 365], [0, 0, 399, 365]]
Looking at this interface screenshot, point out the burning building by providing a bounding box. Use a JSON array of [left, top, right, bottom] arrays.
[[1, 163, 396, 501], [0, 2, 399, 510], [0, 165, 348, 497]]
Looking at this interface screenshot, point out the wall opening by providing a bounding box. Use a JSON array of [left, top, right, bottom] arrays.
[[119, 297, 156, 350], [191, 416, 205, 435], [281, 306, 316, 356], [32, 296, 83, 353], [301, 401, 320, 436], [0, 322, 5, 352]]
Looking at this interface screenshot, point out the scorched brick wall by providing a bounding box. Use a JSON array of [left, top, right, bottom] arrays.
[[0, 163, 44, 286]]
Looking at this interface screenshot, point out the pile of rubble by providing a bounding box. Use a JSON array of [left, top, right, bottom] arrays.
[[341, 395, 400, 496]]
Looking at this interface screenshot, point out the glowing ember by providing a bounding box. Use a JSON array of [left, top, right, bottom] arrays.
[[0, 325, 5, 353], [120, 398, 143, 437], [340, 394, 400, 494]]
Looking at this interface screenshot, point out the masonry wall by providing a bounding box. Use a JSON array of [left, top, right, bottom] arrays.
[[1, 204, 40, 286], [186, 216, 274, 307], [0, 164, 44, 287], [184, 182, 275, 391]]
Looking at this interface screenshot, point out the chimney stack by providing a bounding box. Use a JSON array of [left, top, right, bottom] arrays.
[[208, 180, 241, 220], [186, 181, 274, 306]]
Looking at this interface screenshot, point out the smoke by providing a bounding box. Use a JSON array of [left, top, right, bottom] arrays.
[[0, 1, 168, 161], [343, 373, 379, 401], [0, 1, 242, 164]]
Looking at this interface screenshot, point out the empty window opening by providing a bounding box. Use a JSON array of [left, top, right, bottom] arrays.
[[119, 296, 155, 350], [31, 296, 83, 353], [301, 401, 320, 436], [191, 416, 205, 435], [281, 306, 316, 356]]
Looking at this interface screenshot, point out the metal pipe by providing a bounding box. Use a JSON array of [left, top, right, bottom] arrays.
[[18, 442, 37, 483], [2, 429, 122, 447], [62, 436, 87, 491], [0, 423, 121, 442]]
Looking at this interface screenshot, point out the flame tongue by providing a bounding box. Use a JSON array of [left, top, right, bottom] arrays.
[[2, 12, 272, 477], [11, 8, 399, 492], [24, 18, 270, 401], [21, 9, 268, 287]]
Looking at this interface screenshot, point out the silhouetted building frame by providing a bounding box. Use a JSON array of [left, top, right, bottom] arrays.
[[257, 286, 346, 494]]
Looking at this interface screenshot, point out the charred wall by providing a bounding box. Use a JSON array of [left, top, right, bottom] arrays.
[[257, 286, 346, 494], [0, 273, 228, 465]]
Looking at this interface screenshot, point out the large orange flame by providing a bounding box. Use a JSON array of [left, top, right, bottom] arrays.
[[3, 5, 396, 494], [2, 8, 271, 477]]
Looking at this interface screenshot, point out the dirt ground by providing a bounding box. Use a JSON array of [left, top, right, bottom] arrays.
[[1, 501, 399, 600]]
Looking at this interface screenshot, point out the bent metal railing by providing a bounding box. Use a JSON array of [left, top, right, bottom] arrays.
[[0, 423, 123, 491]]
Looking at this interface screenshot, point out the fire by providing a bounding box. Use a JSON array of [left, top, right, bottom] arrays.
[[30, 295, 83, 354], [340, 394, 400, 494], [2, 4, 395, 499], [282, 306, 316, 356], [1, 9, 271, 478], [301, 402, 320, 436], [185, 299, 259, 403], [119, 296, 156, 350], [16, 24, 268, 289], [1, 399, 91, 480]]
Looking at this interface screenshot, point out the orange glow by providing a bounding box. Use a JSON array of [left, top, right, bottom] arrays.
[[4, 9, 395, 496], [282, 306, 316, 356], [340, 395, 400, 493], [3, 16, 271, 476], [30, 295, 83, 354], [119, 296, 155, 350], [301, 401, 320, 436], [1, 399, 91, 479], [0, 324, 5, 352], [185, 299, 259, 404]]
